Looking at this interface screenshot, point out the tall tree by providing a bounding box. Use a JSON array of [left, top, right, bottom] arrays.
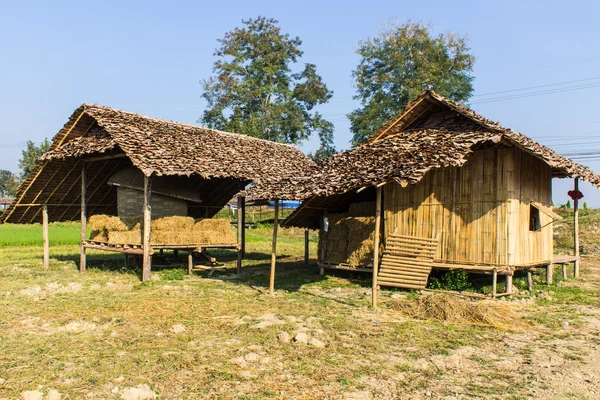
[[201, 17, 335, 155], [0, 170, 18, 197], [19, 139, 50, 179], [349, 21, 475, 146]]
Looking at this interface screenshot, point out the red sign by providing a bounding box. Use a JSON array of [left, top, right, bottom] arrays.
[[568, 190, 584, 200]]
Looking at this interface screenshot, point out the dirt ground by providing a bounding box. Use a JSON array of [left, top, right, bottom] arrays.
[[0, 242, 599, 399]]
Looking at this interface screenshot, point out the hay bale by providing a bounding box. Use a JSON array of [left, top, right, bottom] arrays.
[[345, 216, 376, 267], [108, 230, 141, 245], [151, 216, 195, 231], [348, 202, 375, 217], [151, 231, 198, 245], [390, 293, 529, 330], [324, 214, 349, 264], [194, 218, 236, 244], [88, 215, 111, 232], [90, 230, 108, 242]]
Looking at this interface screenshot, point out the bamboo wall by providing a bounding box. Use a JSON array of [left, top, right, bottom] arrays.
[[383, 147, 553, 266]]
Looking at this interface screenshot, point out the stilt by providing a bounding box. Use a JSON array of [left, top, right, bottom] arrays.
[[42, 205, 49, 268], [188, 252, 193, 275], [80, 164, 87, 273], [269, 199, 279, 295], [319, 211, 328, 276], [562, 264, 568, 280], [236, 195, 245, 274], [505, 274, 513, 295], [142, 174, 152, 281], [304, 229, 309, 267], [527, 270, 533, 292], [174, 249, 178, 261], [240, 196, 246, 257], [124, 254, 129, 268], [573, 178, 580, 278], [546, 264, 553, 285], [372, 187, 382, 308], [159, 249, 164, 256], [492, 268, 497, 298]]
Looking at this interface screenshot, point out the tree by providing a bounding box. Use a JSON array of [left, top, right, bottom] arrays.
[[19, 139, 50, 179], [0, 170, 18, 197], [348, 21, 475, 146], [201, 17, 335, 155]]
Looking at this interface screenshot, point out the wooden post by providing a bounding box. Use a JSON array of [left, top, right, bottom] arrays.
[[562, 264, 568, 280], [188, 252, 193, 275], [492, 269, 497, 298], [319, 211, 328, 275], [236, 195, 245, 274], [505, 274, 513, 295], [573, 178, 580, 278], [527, 270, 533, 292], [240, 196, 246, 257], [80, 164, 87, 273], [142, 174, 152, 281], [269, 199, 279, 295], [372, 187, 382, 308], [546, 264, 553, 285], [42, 205, 49, 268], [304, 229, 309, 267]]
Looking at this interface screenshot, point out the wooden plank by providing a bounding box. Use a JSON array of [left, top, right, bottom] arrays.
[[83, 243, 145, 255], [531, 201, 563, 221], [574, 178, 580, 278], [142, 174, 152, 281], [42, 205, 49, 268], [269, 199, 279, 295], [80, 164, 87, 273], [376, 281, 425, 290], [372, 187, 382, 308]]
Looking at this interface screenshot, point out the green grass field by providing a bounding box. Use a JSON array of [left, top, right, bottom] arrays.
[[0, 222, 84, 246]]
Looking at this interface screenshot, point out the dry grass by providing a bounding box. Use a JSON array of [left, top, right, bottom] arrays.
[[390, 293, 530, 330], [151, 216, 195, 231], [194, 218, 236, 244]]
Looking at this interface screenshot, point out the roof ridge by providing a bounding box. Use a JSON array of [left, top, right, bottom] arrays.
[[81, 103, 300, 149]]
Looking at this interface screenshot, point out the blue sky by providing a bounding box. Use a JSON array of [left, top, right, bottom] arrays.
[[1, 0, 599, 205]]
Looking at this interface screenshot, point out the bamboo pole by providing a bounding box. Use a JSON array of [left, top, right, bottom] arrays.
[[269, 199, 279, 295], [505, 274, 513, 295], [372, 187, 382, 308], [319, 210, 328, 275], [573, 178, 580, 278], [236, 195, 245, 274], [527, 270, 533, 291], [42, 205, 49, 268], [188, 252, 193, 275], [492, 268, 497, 298], [304, 229, 309, 267], [547, 264, 553, 285], [142, 174, 152, 281], [80, 164, 87, 273]]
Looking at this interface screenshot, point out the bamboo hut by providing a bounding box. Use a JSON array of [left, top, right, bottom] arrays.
[[1, 104, 314, 280], [249, 90, 600, 302]]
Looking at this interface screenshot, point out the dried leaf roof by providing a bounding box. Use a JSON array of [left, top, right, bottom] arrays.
[[42, 104, 315, 181], [247, 90, 600, 202]]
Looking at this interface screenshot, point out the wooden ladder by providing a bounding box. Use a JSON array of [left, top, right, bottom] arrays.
[[377, 234, 439, 290]]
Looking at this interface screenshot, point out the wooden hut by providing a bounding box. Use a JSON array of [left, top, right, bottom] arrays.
[[1, 104, 314, 280], [250, 90, 600, 302]]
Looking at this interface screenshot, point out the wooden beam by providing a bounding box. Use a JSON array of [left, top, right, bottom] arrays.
[[83, 153, 127, 162], [142, 174, 152, 281], [269, 199, 279, 295], [236, 196, 244, 274], [372, 186, 382, 308], [573, 178, 580, 278], [319, 210, 328, 275], [80, 164, 87, 273], [42, 205, 49, 268], [304, 229, 309, 267]]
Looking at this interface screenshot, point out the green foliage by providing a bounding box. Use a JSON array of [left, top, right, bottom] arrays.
[[428, 269, 472, 291], [348, 21, 475, 145], [566, 200, 571, 209], [583, 202, 588, 210], [159, 268, 186, 281], [0, 169, 19, 197], [19, 138, 51, 180], [201, 16, 335, 156]]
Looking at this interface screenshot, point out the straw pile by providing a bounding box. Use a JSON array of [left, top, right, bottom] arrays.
[[87, 214, 236, 245], [391, 293, 529, 330], [345, 216, 376, 266], [324, 214, 349, 264]]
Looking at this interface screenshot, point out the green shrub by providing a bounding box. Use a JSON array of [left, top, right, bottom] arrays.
[[428, 269, 471, 291]]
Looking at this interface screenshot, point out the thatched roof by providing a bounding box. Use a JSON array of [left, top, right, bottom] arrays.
[[2, 104, 315, 224], [246, 90, 600, 229], [248, 90, 600, 203]]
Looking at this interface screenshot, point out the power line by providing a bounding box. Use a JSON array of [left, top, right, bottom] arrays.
[[472, 76, 600, 97], [470, 82, 600, 104]]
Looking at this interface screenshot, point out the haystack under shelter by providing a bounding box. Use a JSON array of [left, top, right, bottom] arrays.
[[1, 104, 315, 280], [249, 90, 600, 304]]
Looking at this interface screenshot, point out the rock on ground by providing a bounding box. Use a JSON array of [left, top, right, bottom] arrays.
[[120, 384, 157, 400], [170, 324, 185, 334], [294, 332, 309, 344], [22, 391, 44, 400], [45, 389, 61, 400], [278, 331, 291, 343]]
